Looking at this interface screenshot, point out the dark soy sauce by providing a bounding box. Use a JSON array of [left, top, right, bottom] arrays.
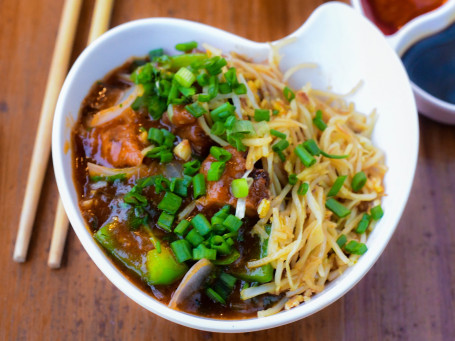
[[402, 22, 455, 104]]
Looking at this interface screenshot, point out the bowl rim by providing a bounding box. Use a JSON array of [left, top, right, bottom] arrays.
[[52, 2, 419, 332]]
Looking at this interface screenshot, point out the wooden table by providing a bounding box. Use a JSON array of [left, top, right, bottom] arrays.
[[1, 0, 454, 339]]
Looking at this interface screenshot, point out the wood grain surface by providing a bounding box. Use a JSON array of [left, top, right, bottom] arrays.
[[1, 0, 454, 340]]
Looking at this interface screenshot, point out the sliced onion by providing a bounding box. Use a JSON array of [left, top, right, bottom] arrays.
[[87, 162, 140, 177], [168, 259, 214, 309], [88, 85, 144, 127]]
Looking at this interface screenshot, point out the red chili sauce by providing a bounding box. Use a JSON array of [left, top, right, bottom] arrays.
[[361, 0, 447, 35]]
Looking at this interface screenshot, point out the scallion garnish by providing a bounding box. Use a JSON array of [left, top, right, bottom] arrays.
[[206, 288, 226, 304], [231, 178, 249, 198], [157, 212, 174, 232], [193, 244, 217, 260], [192, 173, 206, 198], [295, 144, 316, 167], [254, 109, 271, 122], [355, 213, 371, 234], [283, 86, 295, 102], [270, 129, 286, 140], [170, 239, 193, 263], [183, 160, 201, 176], [325, 198, 351, 218], [196, 72, 210, 86], [351, 171, 367, 192], [190, 213, 212, 236], [174, 220, 191, 236], [370, 205, 384, 220], [185, 102, 207, 118], [336, 234, 347, 248], [233, 83, 247, 95], [148, 127, 164, 145], [218, 82, 232, 94], [313, 110, 327, 131], [148, 48, 164, 60], [298, 182, 309, 195], [302, 139, 321, 156], [211, 121, 226, 136], [320, 150, 349, 159], [272, 139, 289, 152], [157, 192, 182, 214], [185, 228, 205, 247], [210, 146, 232, 162], [288, 174, 298, 185], [174, 67, 196, 88], [207, 161, 226, 181], [222, 214, 242, 233], [175, 41, 198, 52], [210, 235, 231, 255], [327, 175, 347, 197], [344, 240, 368, 255]]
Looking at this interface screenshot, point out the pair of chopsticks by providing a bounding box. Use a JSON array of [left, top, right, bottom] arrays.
[[13, 0, 115, 268]]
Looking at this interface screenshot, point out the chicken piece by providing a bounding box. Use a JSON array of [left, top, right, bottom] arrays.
[[198, 146, 270, 216], [87, 108, 144, 168], [164, 105, 211, 157]]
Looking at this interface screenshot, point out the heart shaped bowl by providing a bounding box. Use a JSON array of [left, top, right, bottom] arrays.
[[352, 0, 455, 124], [52, 2, 418, 333]]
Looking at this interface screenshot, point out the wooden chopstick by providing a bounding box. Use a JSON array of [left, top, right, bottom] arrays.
[[48, 0, 115, 269], [13, 0, 83, 263]]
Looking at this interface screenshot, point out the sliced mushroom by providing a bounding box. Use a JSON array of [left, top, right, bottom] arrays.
[[168, 258, 214, 309]]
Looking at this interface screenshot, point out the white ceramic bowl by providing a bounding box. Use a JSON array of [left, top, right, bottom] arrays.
[[52, 2, 418, 333], [351, 0, 455, 124]]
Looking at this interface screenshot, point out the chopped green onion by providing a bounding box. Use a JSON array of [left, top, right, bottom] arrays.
[[206, 288, 226, 304], [283, 86, 295, 102], [212, 249, 240, 265], [148, 48, 164, 59], [325, 198, 351, 218], [344, 240, 368, 255], [231, 178, 249, 198], [336, 234, 347, 248], [313, 110, 327, 131], [207, 75, 219, 98], [320, 150, 349, 159], [178, 86, 196, 97], [288, 174, 298, 185], [352, 171, 367, 192], [207, 161, 226, 181], [231, 120, 255, 136], [272, 109, 279, 115], [355, 214, 371, 234], [160, 151, 173, 163], [185, 102, 207, 118], [170, 239, 192, 263], [370, 205, 384, 220], [174, 219, 191, 236], [211, 121, 226, 136], [192, 173, 206, 198], [158, 192, 182, 214], [185, 228, 204, 247], [148, 127, 164, 145], [155, 241, 161, 254], [206, 56, 227, 75], [302, 139, 321, 156], [298, 182, 309, 195], [233, 83, 247, 95], [196, 72, 210, 86], [327, 175, 347, 197], [210, 146, 232, 162], [224, 67, 238, 86], [175, 41, 198, 52], [183, 160, 201, 176], [272, 139, 289, 152], [219, 273, 236, 289], [174, 67, 196, 88], [295, 144, 316, 167], [190, 213, 212, 236], [170, 176, 192, 197], [193, 244, 216, 260], [210, 102, 235, 122], [210, 235, 231, 255], [222, 214, 242, 233], [224, 116, 236, 129], [270, 129, 286, 139], [218, 82, 232, 94], [157, 212, 174, 232], [254, 109, 270, 122], [276, 150, 286, 162]]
